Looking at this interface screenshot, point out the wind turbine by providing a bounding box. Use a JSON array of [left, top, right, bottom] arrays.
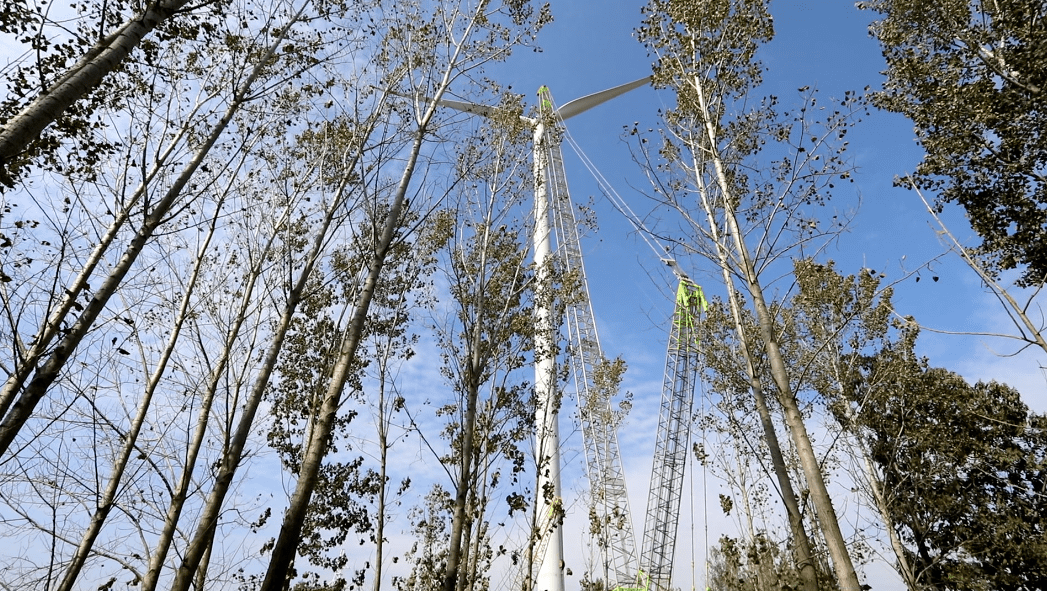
[[424, 76, 649, 591]]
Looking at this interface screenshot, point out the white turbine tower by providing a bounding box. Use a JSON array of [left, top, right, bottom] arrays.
[[423, 76, 649, 591]]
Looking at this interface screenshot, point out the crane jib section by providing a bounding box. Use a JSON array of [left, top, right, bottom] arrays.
[[640, 280, 706, 591]]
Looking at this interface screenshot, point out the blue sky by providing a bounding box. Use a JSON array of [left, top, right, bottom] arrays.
[[484, 1, 1047, 589], [1, 1, 1041, 589]]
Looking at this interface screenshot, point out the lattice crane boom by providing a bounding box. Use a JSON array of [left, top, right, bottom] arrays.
[[538, 87, 640, 589], [537, 85, 706, 591], [639, 263, 706, 591]]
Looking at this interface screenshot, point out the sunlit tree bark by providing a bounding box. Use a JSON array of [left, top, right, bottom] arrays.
[[634, 1, 865, 589], [0, 0, 316, 458]]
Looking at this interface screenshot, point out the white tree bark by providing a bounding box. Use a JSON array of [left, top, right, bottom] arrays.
[[0, 0, 305, 459], [0, 0, 194, 182], [169, 83, 398, 591]]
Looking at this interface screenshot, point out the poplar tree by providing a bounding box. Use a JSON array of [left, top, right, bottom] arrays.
[[254, 3, 550, 589], [862, 0, 1047, 285], [634, 1, 865, 589], [429, 103, 536, 591]]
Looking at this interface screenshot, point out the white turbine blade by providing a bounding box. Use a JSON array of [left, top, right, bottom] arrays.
[[555, 76, 651, 121], [428, 97, 501, 118], [382, 86, 502, 118]]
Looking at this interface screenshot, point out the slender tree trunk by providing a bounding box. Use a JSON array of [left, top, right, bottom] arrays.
[[369, 250, 418, 591], [830, 363, 917, 590], [371, 399, 389, 591], [444, 376, 480, 591], [726, 222, 860, 591], [446, 247, 493, 591], [53, 196, 226, 591], [863, 453, 917, 589], [0, 6, 299, 457], [913, 184, 1047, 356], [0, 0, 194, 184], [0, 0, 189, 161], [464, 470, 488, 591], [692, 67, 861, 591], [692, 163, 820, 591], [168, 80, 395, 591], [741, 270, 859, 591], [194, 521, 218, 591]]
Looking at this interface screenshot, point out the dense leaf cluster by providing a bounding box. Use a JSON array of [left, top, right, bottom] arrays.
[[848, 355, 1047, 590], [864, 0, 1047, 285], [707, 534, 841, 591]]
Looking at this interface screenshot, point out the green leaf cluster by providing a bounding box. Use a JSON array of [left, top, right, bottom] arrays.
[[707, 534, 840, 591], [846, 353, 1047, 590], [864, 0, 1047, 285]]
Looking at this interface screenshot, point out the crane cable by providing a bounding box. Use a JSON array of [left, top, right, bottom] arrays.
[[689, 300, 710, 591], [699, 342, 710, 591], [560, 124, 669, 265], [559, 118, 714, 591]]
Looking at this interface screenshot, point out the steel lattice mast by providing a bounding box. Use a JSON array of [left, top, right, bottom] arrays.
[[639, 263, 706, 591]]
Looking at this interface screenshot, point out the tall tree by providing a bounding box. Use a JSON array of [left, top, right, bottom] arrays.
[[167, 77, 408, 591], [0, 0, 548, 589], [255, 3, 550, 589], [634, 0, 865, 589], [862, 0, 1047, 285], [696, 295, 823, 591], [427, 102, 536, 591], [845, 350, 1047, 590], [786, 260, 920, 588], [265, 201, 430, 588]]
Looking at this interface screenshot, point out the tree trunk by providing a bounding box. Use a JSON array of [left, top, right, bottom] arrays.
[[168, 71, 398, 590], [444, 376, 480, 591], [0, 0, 192, 183], [692, 68, 862, 591], [256, 5, 496, 586], [735, 249, 860, 591], [0, 8, 294, 456], [53, 197, 225, 591], [692, 163, 820, 591], [257, 131, 418, 591]]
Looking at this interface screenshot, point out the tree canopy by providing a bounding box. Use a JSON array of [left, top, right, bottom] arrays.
[[846, 346, 1047, 590], [863, 0, 1047, 285]]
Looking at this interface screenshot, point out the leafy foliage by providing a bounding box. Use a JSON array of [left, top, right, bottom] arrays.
[[426, 103, 539, 591], [844, 349, 1047, 591], [0, 0, 242, 185], [395, 486, 453, 591], [863, 0, 1047, 285], [267, 191, 430, 580], [782, 258, 1047, 589], [707, 534, 840, 591]]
